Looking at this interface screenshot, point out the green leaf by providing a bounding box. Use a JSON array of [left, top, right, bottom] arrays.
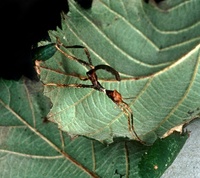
[[138, 131, 189, 178], [0, 81, 188, 177], [38, 0, 200, 144], [0, 78, 188, 177], [32, 43, 57, 61]]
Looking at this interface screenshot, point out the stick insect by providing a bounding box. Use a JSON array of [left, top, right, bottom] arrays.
[[43, 38, 145, 144]]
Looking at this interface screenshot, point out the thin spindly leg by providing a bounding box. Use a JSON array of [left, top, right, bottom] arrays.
[[43, 82, 96, 89], [121, 105, 145, 144], [55, 44, 94, 69], [106, 90, 146, 144], [56, 38, 93, 68], [61, 45, 92, 66]]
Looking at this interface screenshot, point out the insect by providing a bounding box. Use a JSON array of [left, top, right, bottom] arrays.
[[43, 38, 145, 144]]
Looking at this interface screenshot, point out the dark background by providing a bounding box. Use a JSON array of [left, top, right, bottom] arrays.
[[0, 0, 164, 80], [0, 0, 92, 80]]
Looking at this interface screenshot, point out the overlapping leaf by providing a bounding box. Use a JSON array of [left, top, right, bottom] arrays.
[[38, 0, 200, 144], [0, 77, 188, 177]]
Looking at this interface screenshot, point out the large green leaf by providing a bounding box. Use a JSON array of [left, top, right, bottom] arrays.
[[0, 77, 188, 177], [38, 0, 200, 144]]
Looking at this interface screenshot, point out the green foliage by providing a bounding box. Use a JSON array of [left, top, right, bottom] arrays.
[[32, 43, 57, 61], [0, 0, 200, 177], [0, 78, 189, 177], [39, 0, 200, 144], [139, 131, 188, 178]]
